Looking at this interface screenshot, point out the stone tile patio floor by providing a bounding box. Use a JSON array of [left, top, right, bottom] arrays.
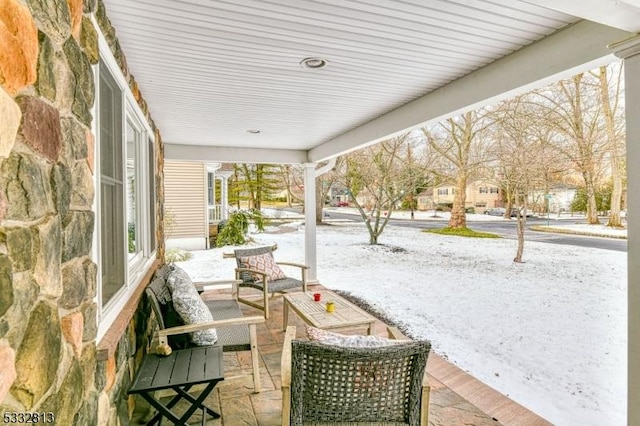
[[132, 284, 552, 426]]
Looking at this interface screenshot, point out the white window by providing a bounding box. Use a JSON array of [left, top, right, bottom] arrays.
[[95, 53, 157, 338], [207, 172, 215, 206], [126, 118, 142, 263], [479, 187, 488, 194], [98, 61, 125, 306], [438, 188, 449, 195], [490, 187, 499, 194]]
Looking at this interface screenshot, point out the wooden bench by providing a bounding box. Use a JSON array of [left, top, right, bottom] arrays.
[[146, 264, 264, 392]]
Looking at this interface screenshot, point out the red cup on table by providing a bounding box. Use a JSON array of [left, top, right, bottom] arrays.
[[313, 293, 321, 302]]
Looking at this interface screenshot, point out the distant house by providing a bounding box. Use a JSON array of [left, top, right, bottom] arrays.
[[416, 189, 434, 211], [328, 183, 352, 206], [164, 161, 233, 250], [433, 181, 502, 213]]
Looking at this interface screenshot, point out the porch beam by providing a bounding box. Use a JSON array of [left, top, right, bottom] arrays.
[[164, 144, 307, 164], [308, 20, 632, 162], [526, 0, 640, 33]]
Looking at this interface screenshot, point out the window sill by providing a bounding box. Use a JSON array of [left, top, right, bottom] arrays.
[[96, 259, 160, 361]]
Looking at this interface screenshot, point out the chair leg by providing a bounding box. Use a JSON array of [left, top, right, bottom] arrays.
[[263, 281, 270, 319], [234, 283, 270, 319], [421, 381, 431, 426], [249, 324, 261, 392], [263, 291, 270, 319], [232, 281, 238, 300]]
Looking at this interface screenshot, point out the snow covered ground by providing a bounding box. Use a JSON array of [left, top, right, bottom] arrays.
[[176, 209, 627, 426]]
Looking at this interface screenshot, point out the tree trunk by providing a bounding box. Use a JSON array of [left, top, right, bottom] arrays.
[[316, 176, 323, 224], [584, 171, 600, 224], [571, 75, 599, 225], [448, 175, 467, 228], [504, 197, 513, 219], [597, 66, 623, 227], [369, 232, 378, 245], [514, 191, 526, 263]]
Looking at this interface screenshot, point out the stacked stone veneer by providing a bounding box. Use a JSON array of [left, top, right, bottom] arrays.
[[0, 0, 165, 424]]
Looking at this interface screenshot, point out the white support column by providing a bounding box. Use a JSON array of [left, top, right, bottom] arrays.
[[220, 175, 229, 220], [303, 162, 318, 283], [611, 35, 640, 426]]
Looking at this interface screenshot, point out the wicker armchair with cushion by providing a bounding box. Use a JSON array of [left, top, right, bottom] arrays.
[[146, 264, 264, 392], [234, 245, 308, 318], [281, 326, 432, 426]]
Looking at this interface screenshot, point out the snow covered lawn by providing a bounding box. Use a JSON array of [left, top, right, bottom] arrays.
[[177, 219, 627, 426]]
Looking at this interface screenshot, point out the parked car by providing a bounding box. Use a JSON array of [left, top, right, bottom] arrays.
[[484, 208, 506, 216], [510, 208, 534, 217], [330, 200, 349, 207]]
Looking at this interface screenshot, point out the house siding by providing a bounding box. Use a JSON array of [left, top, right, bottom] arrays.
[[0, 1, 164, 425], [164, 160, 207, 245], [433, 181, 502, 212]]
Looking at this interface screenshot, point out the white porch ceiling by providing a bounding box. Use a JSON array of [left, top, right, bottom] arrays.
[[101, 0, 636, 163]]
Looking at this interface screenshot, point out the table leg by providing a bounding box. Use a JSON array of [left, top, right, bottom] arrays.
[[138, 381, 221, 425], [138, 392, 183, 425], [175, 380, 221, 423]]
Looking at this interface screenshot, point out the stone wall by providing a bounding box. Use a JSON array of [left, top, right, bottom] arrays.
[[0, 0, 164, 424]]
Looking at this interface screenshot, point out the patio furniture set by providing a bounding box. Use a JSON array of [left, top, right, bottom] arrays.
[[129, 246, 432, 425]]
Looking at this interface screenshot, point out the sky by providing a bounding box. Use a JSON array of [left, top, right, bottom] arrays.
[[176, 208, 627, 426]]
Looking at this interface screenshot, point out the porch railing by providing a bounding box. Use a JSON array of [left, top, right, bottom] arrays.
[[208, 204, 222, 223]]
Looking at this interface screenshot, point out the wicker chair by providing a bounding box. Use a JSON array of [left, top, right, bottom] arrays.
[[281, 326, 432, 426], [234, 246, 308, 318]]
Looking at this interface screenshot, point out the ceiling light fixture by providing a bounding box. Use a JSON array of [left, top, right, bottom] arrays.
[[246, 129, 261, 134], [299, 57, 328, 69]]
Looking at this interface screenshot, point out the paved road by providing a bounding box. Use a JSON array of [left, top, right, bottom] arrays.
[[321, 210, 627, 252]]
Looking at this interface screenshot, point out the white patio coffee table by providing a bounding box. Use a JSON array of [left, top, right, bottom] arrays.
[[282, 290, 377, 335]]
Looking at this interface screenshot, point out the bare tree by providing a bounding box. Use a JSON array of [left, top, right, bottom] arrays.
[[492, 96, 565, 262], [423, 110, 493, 228], [591, 64, 626, 227], [532, 73, 607, 224], [276, 165, 303, 207], [340, 134, 429, 244]]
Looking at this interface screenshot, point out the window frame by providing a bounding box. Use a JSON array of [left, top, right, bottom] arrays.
[[125, 112, 145, 267], [207, 172, 215, 206], [93, 24, 157, 341]]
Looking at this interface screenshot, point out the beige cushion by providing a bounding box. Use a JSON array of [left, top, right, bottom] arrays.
[[238, 253, 286, 282], [307, 326, 403, 348]]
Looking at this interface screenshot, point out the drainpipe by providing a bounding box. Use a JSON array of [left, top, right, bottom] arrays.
[[315, 157, 336, 178]]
